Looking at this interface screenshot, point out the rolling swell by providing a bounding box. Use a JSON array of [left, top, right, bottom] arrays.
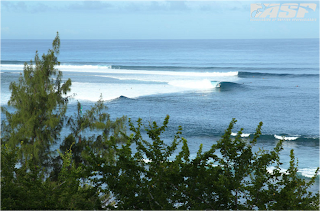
[[219, 82, 245, 90], [1, 60, 27, 65], [110, 65, 247, 71], [112, 95, 133, 101], [238, 71, 318, 78], [110, 65, 318, 72]]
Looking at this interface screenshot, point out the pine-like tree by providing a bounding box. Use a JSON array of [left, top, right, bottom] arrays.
[[1, 32, 71, 167]]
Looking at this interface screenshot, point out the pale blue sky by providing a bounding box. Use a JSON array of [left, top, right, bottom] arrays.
[[1, 1, 319, 39]]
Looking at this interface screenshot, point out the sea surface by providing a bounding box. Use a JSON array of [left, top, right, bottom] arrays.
[[1, 39, 319, 191]]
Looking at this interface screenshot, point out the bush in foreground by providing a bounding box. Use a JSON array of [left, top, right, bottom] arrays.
[[86, 116, 319, 210]]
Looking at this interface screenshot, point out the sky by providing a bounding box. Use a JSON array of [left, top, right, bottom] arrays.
[[1, 0, 319, 39]]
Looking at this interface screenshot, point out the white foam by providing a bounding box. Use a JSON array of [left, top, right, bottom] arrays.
[[142, 158, 152, 163], [231, 132, 251, 137], [0, 64, 112, 71], [70, 82, 187, 102], [1, 94, 11, 105], [106, 78, 218, 90], [267, 166, 319, 178], [93, 70, 238, 84], [58, 64, 237, 77], [168, 79, 214, 89], [1, 64, 25, 70], [298, 168, 320, 178], [58, 64, 115, 73], [94, 70, 237, 91], [0, 64, 238, 77], [274, 135, 299, 140], [96, 75, 167, 83], [267, 166, 288, 175], [2, 64, 239, 102]]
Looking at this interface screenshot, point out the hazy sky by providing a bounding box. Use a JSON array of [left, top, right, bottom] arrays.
[[1, 0, 319, 39]]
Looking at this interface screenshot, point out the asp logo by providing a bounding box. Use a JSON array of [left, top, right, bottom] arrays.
[[251, 3, 317, 18]]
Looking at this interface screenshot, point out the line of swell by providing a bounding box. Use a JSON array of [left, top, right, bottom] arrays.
[[1, 60, 27, 65], [238, 71, 318, 78], [219, 82, 245, 90], [110, 65, 318, 72]]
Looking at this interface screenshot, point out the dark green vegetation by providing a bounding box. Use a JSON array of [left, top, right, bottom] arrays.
[[1, 33, 319, 210]]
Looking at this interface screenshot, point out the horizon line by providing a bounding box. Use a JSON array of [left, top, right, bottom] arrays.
[[2, 38, 319, 40]]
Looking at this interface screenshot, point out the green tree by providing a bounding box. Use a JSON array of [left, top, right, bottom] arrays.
[[86, 116, 319, 210], [51, 97, 126, 181], [63, 97, 126, 159], [1, 32, 71, 168], [1, 32, 126, 210], [1, 143, 102, 210]]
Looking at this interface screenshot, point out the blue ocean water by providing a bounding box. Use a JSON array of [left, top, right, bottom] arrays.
[[1, 39, 319, 190]]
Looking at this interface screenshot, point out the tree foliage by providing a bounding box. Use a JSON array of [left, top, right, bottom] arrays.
[[1, 33, 126, 210], [86, 116, 319, 210], [1, 32, 71, 166], [51, 97, 127, 181], [1, 143, 102, 210]]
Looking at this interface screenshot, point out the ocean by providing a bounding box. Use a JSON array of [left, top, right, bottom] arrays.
[[1, 39, 319, 191]]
